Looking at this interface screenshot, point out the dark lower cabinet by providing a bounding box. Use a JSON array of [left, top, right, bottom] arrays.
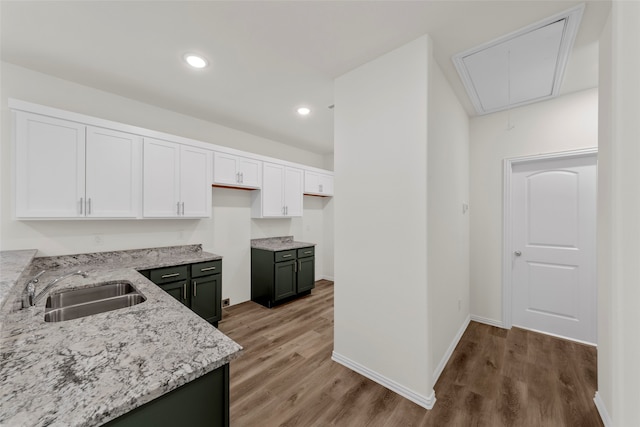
[[141, 260, 222, 326], [102, 364, 229, 427], [191, 273, 222, 324], [297, 256, 315, 293], [251, 246, 315, 308], [274, 260, 296, 300]]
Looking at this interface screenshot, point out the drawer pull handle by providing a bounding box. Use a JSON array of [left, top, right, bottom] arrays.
[[183, 283, 187, 300], [161, 273, 180, 278], [200, 266, 217, 272], [304, 251, 312, 254], [282, 254, 293, 258]]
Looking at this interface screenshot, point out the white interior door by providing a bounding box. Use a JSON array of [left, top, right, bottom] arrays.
[[511, 154, 597, 344]]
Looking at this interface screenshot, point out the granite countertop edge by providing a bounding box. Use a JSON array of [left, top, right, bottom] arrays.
[[0, 245, 242, 427], [250, 236, 316, 252]]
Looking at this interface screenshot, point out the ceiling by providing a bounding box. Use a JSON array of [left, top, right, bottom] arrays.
[[0, 1, 610, 155]]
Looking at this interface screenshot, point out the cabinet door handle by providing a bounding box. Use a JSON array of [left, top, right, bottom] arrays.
[[161, 272, 180, 278], [298, 261, 301, 271], [193, 281, 197, 296], [183, 283, 187, 300], [236, 172, 240, 183], [80, 197, 84, 215], [240, 172, 244, 183], [295, 261, 298, 273], [282, 254, 292, 258], [200, 266, 216, 272], [177, 202, 181, 215], [319, 184, 323, 192], [87, 198, 92, 215], [181, 202, 185, 215]]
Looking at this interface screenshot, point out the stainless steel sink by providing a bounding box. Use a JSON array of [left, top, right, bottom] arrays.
[[44, 281, 146, 322]]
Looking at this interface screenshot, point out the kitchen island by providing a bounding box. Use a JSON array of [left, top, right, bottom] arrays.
[[0, 245, 242, 427]]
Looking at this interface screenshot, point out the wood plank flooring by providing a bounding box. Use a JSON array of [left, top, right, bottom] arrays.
[[218, 280, 602, 426]]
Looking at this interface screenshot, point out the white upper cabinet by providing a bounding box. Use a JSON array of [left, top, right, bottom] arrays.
[[85, 127, 142, 218], [304, 170, 334, 197], [252, 162, 303, 218], [180, 145, 212, 218], [143, 138, 211, 218], [12, 100, 333, 221], [213, 152, 262, 189], [15, 112, 141, 219]]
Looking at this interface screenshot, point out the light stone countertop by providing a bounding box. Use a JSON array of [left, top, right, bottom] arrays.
[[0, 245, 242, 427], [251, 236, 316, 252], [0, 249, 38, 312]]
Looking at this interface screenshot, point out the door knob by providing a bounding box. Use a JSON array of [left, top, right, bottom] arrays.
[[514, 251, 522, 256]]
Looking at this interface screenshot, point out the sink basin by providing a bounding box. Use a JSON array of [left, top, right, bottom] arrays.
[[44, 281, 146, 322], [46, 282, 137, 309]]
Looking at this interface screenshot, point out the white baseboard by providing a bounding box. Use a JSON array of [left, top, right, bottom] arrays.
[[470, 314, 504, 328], [432, 314, 470, 384], [331, 351, 436, 410], [321, 275, 334, 281], [594, 391, 612, 427]]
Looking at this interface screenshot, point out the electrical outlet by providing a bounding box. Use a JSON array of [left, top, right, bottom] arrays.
[[222, 298, 230, 308]]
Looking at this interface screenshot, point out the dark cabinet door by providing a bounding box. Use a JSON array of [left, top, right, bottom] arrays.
[[159, 281, 189, 306], [297, 257, 315, 293], [191, 274, 221, 324], [274, 260, 296, 301]]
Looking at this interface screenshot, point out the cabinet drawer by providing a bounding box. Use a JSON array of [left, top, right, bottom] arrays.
[[275, 250, 296, 262], [191, 260, 222, 278], [297, 247, 314, 258], [149, 265, 189, 284]]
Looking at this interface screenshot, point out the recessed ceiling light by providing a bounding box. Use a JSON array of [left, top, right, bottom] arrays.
[[297, 107, 311, 116], [184, 54, 208, 69]]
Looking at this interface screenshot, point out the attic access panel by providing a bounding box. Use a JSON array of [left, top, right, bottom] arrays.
[[452, 5, 584, 115]]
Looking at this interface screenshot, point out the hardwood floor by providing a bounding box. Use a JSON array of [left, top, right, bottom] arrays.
[[218, 280, 602, 426]]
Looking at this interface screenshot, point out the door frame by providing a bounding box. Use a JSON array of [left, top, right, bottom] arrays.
[[502, 148, 598, 330]]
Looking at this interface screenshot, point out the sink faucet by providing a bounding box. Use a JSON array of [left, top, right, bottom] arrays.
[[25, 270, 89, 307]]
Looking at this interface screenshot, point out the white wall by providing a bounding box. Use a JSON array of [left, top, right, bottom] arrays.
[[427, 59, 470, 382], [0, 62, 332, 306], [596, 2, 640, 425], [469, 88, 599, 324], [596, 10, 613, 421], [334, 35, 436, 407]]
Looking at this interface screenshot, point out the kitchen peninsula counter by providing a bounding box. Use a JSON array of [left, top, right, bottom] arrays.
[[0, 245, 242, 427]]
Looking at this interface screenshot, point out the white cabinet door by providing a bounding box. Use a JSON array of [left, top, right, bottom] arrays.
[[252, 163, 303, 218], [304, 171, 320, 194], [261, 162, 285, 217], [237, 156, 261, 189], [284, 167, 303, 217], [143, 138, 180, 218], [304, 170, 334, 196], [180, 145, 211, 218], [213, 152, 240, 187], [15, 112, 86, 218], [86, 127, 142, 218], [213, 152, 261, 189], [318, 174, 334, 196]]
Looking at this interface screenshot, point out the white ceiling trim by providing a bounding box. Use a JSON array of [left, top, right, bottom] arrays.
[[452, 3, 585, 116]]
